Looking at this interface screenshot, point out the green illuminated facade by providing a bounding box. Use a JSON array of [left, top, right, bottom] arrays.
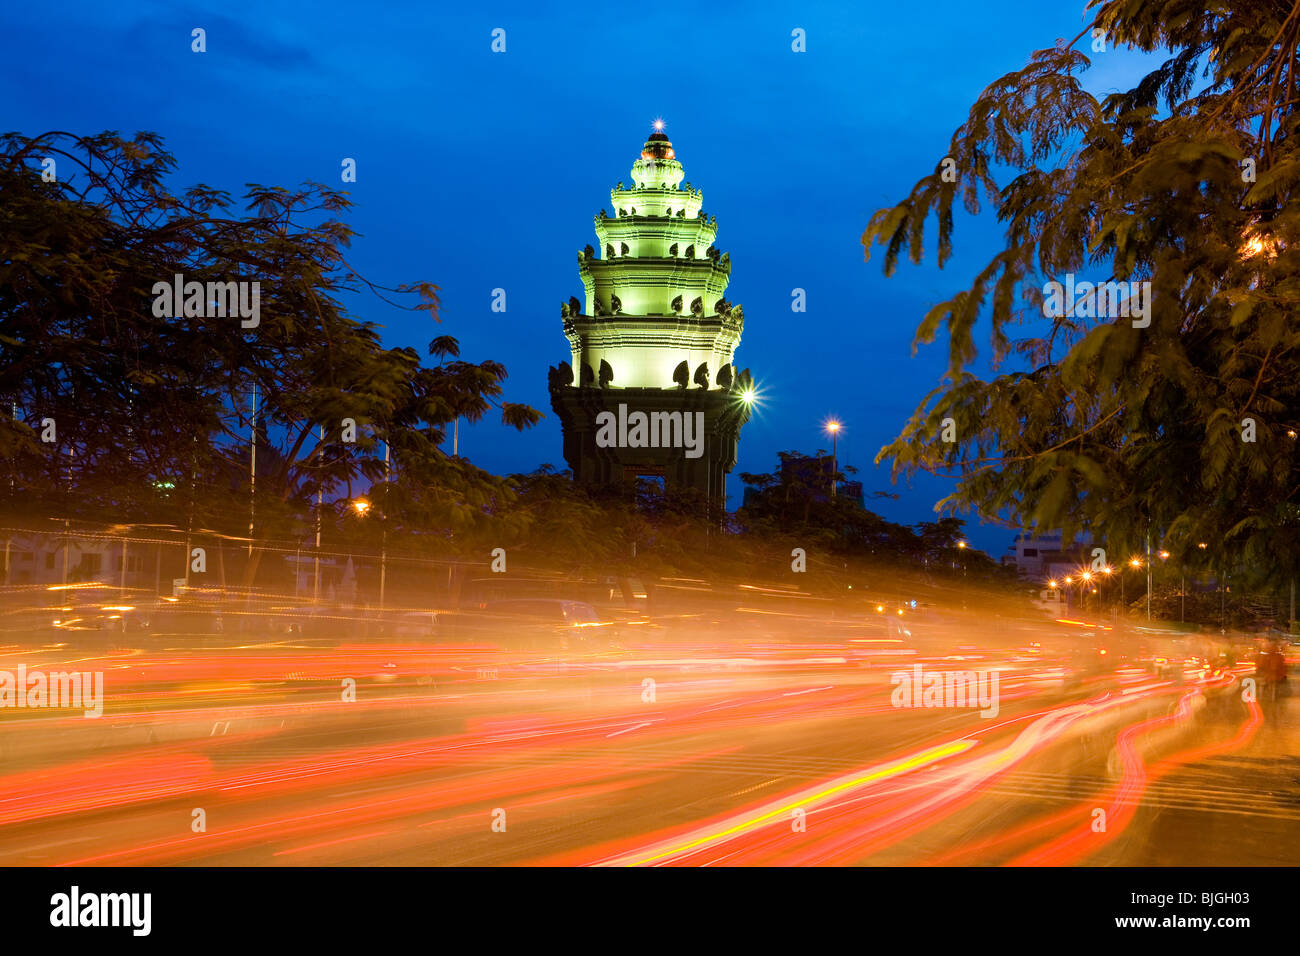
[[548, 128, 754, 506]]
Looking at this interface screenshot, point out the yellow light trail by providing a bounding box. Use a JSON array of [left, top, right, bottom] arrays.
[[622, 739, 976, 866]]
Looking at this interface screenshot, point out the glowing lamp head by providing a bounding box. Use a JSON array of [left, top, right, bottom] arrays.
[[826, 420, 841, 434], [642, 123, 674, 158], [353, 498, 371, 515]]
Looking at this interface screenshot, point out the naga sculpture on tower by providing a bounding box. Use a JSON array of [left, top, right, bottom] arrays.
[[548, 124, 754, 508]]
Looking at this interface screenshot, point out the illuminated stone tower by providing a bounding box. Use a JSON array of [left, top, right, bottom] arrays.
[[548, 125, 754, 507]]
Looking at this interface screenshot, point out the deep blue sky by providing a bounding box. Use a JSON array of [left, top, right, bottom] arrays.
[[1, 1, 1161, 556]]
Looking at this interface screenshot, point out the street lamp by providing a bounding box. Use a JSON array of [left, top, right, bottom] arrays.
[[1155, 549, 1180, 622], [351, 442, 392, 614], [1120, 557, 1141, 611], [825, 420, 841, 498]]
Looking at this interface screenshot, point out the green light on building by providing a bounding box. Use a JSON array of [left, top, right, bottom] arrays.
[[548, 124, 754, 506]]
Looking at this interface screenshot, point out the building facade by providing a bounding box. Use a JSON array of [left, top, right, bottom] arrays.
[[1002, 529, 1092, 582]]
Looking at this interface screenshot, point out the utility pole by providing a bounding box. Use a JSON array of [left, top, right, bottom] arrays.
[[1221, 568, 1227, 632], [248, 381, 257, 558], [379, 441, 390, 615], [314, 425, 323, 604], [1145, 531, 1152, 622], [62, 447, 73, 589]]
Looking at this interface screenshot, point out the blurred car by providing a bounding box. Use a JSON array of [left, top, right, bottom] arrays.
[[476, 599, 612, 649], [272, 606, 372, 641], [136, 600, 225, 636], [1133, 627, 1213, 682], [385, 610, 440, 641], [50, 594, 155, 635]]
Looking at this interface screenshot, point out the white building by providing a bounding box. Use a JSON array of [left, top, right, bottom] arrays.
[[1003, 530, 1091, 582], [1, 532, 152, 588]]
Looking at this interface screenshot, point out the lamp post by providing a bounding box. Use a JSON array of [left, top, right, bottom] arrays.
[[352, 497, 370, 609], [1145, 531, 1151, 621], [1197, 541, 1208, 625], [1125, 556, 1141, 613], [351, 443, 390, 619], [1156, 550, 1173, 621], [825, 420, 841, 498], [248, 381, 257, 559], [380, 441, 390, 615], [314, 424, 323, 604]]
